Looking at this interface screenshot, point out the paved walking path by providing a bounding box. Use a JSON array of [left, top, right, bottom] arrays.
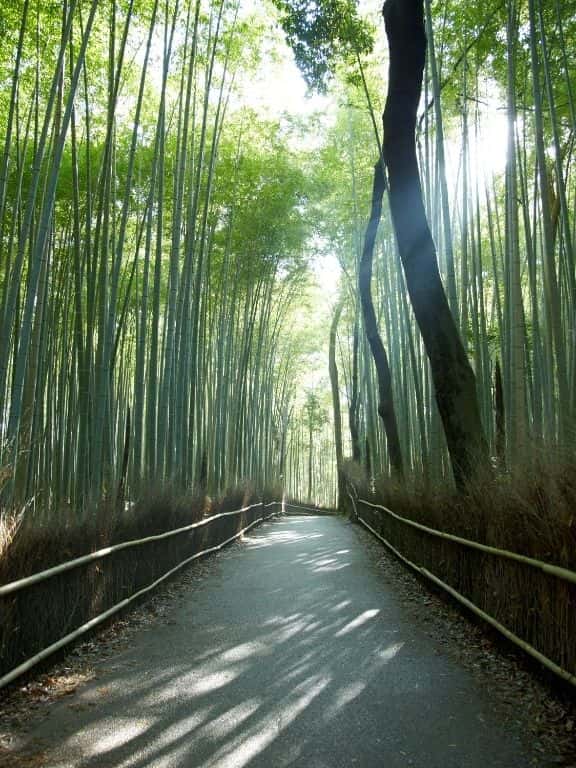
[[13, 516, 533, 767]]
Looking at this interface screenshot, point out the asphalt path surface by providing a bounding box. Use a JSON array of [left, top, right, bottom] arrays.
[[14, 515, 533, 767]]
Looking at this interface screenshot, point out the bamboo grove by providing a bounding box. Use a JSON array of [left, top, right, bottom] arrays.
[[305, 0, 576, 493], [0, 0, 317, 518], [2, 0, 576, 516]]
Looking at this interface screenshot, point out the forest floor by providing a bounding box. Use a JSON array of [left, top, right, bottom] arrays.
[[0, 515, 575, 767]]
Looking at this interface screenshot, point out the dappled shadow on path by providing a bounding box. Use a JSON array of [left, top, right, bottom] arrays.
[[20, 517, 530, 768]]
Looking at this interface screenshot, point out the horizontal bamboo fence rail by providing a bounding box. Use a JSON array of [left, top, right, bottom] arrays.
[[0, 501, 280, 690], [0, 502, 272, 597], [357, 498, 576, 586], [352, 494, 576, 689]]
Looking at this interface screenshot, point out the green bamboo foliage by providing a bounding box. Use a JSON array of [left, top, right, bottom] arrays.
[[3, 0, 576, 515], [0, 0, 311, 520], [320, 0, 576, 490]]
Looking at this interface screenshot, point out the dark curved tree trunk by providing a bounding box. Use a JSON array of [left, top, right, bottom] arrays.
[[358, 161, 404, 479], [382, 0, 490, 487]]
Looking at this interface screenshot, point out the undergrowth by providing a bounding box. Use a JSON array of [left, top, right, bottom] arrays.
[[0, 482, 279, 586], [353, 453, 576, 570]]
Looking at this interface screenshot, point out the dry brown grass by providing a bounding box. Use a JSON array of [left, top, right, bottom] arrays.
[[364, 453, 576, 570], [0, 512, 22, 562]]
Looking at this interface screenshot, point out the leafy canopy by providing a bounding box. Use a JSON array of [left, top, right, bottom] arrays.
[[272, 0, 374, 91]]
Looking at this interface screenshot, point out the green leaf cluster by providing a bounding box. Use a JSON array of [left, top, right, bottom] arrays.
[[272, 0, 374, 91]]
